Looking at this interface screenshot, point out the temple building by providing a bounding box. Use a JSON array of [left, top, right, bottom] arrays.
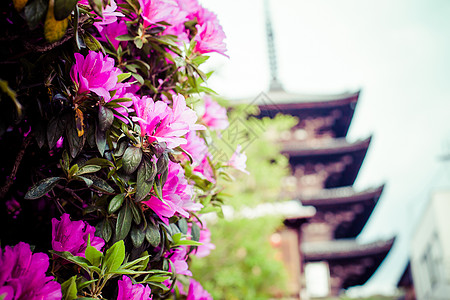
[[258, 90, 395, 298]]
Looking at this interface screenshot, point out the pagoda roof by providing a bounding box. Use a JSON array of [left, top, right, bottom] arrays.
[[282, 137, 371, 157], [253, 90, 360, 108], [298, 185, 384, 206], [302, 238, 395, 289], [284, 137, 371, 188], [298, 185, 384, 238], [253, 90, 360, 137]]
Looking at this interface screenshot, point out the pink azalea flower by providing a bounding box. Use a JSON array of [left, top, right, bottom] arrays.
[[93, 0, 124, 33], [51, 214, 105, 257], [188, 221, 215, 258], [98, 20, 128, 49], [138, 0, 186, 28], [117, 275, 152, 300], [186, 279, 212, 300], [0, 242, 62, 300], [71, 50, 122, 101], [132, 94, 204, 149], [166, 246, 191, 276], [226, 144, 249, 174], [193, 21, 228, 57], [143, 161, 201, 223], [201, 96, 229, 130], [181, 131, 208, 165], [193, 155, 215, 183]]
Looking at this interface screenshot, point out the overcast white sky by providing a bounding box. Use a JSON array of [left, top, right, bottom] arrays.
[[200, 0, 450, 296]]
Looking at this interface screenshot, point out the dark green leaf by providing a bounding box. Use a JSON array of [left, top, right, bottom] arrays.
[[115, 203, 132, 240], [83, 31, 105, 54], [191, 221, 200, 242], [122, 146, 142, 174], [50, 251, 96, 273], [135, 159, 154, 202], [61, 275, 78, 300], [47, 116, 65, 149], [95, 125, 106, 156], [130, 201, 142, 225], [102, 219, 112, 242], [76, 165, 102, 175], [108, 193, 125, 214], [98, 106, 114, 131], [54, 0, 78, 20], [85, 246, 102, 267], [83, 175, 115, 194], [25, 177, 65, 200], [66, 116, 85, 158], [145, 223, 160, 247], [104, 240, 125, 273], [82, 157, 114, 168], [24, 0, 48, 30], [177, 218, 188, 235], [76, 176, 93, 187], [130, 225, 145, 248]]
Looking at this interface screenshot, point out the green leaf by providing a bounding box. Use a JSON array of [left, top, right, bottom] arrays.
[[83, 175, 115, 194], [95, 125, 106, 157], [76, 165, 102, 176], [104, 240, 125, 273], [192, 55, 210, 66], [88, 0, 103, 17], [115, 34, 135, 41], [25, 177, 65, 200], [177, 218, 188, 235], [121, 254, 150, 270], [83, 31, 105, 54], [54, 0, 78, 20], [66, 116, 85, 158], [117, 73, 131, 82], [75, 176, 93, 187], [115, 203, 132, 240], [131, 73, 144, 85], [47, 116, 65, 149], [145, 223, 160, 247], [77, 279, 98, 291], [24, 0, 48, 30], [85, 245, 103, 267], [191, 221, 201, 242], [61, 275, 78, 300], [174, 239, 203, 246], [102, 219, 112, 242], [130, 202, 141, 225], [145, 275, 171, 283], [98, 106, 114, 131], [83, 157, 114, 168], [130, 225, 145, 248], [108, 193, 125, 214], [68, 164, 79, 178], [135, 159, 155, 202], [122, 146, 142, 174], [0, 79, 22, 117]]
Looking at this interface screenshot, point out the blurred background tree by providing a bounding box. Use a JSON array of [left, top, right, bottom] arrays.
[[190, 103, 298, 299]]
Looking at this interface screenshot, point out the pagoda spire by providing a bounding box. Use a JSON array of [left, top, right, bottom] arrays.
[[264, 0, 283, 91]]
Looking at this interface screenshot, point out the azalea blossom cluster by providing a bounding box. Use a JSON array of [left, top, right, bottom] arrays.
[[0, 0, 249, 299]]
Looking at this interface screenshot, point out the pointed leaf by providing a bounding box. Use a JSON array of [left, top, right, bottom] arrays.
[[54, 0, 78, 20], [24, 0, 48, 30], [122, 146, 142, 174], [191, 221, 200, 242], [25, 177, 65, 200], [104, 240, 125, 273], [47, 116, 65, 149], [145, 223, 160, 247], [98, 105, 114, 131], [76, 165, 102, 175], [130, 225, 145, 248], [115, 203, 132, 240], [85, 246, 102, 267], [66, 116, 85, 158], [83, 175, 115, 194], [61, 275, 78, 300], [108, 193, 125, 214]]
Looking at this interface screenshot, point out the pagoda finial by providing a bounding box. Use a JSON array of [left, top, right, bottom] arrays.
[[265, 0, 283, 91]]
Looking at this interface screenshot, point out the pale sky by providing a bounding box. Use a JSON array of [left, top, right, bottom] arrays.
[[200, 0, 450, 296]]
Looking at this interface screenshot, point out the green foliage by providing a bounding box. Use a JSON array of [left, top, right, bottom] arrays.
[[190, 107, 298, 299]]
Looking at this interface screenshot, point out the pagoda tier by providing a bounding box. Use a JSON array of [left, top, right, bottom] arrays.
[[302, 238, 395, 291], [298, 185, 384, 240], [283, 137, 371, 189], [256, 90, 360, 138]]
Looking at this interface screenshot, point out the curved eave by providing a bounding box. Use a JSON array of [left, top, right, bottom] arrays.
[[255, 90, 360, 109], [282, 137, 371, 157], [299, 185, 384, 207]]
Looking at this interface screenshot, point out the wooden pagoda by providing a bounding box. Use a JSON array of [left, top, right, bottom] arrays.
[[257, 90, 395, 297]]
